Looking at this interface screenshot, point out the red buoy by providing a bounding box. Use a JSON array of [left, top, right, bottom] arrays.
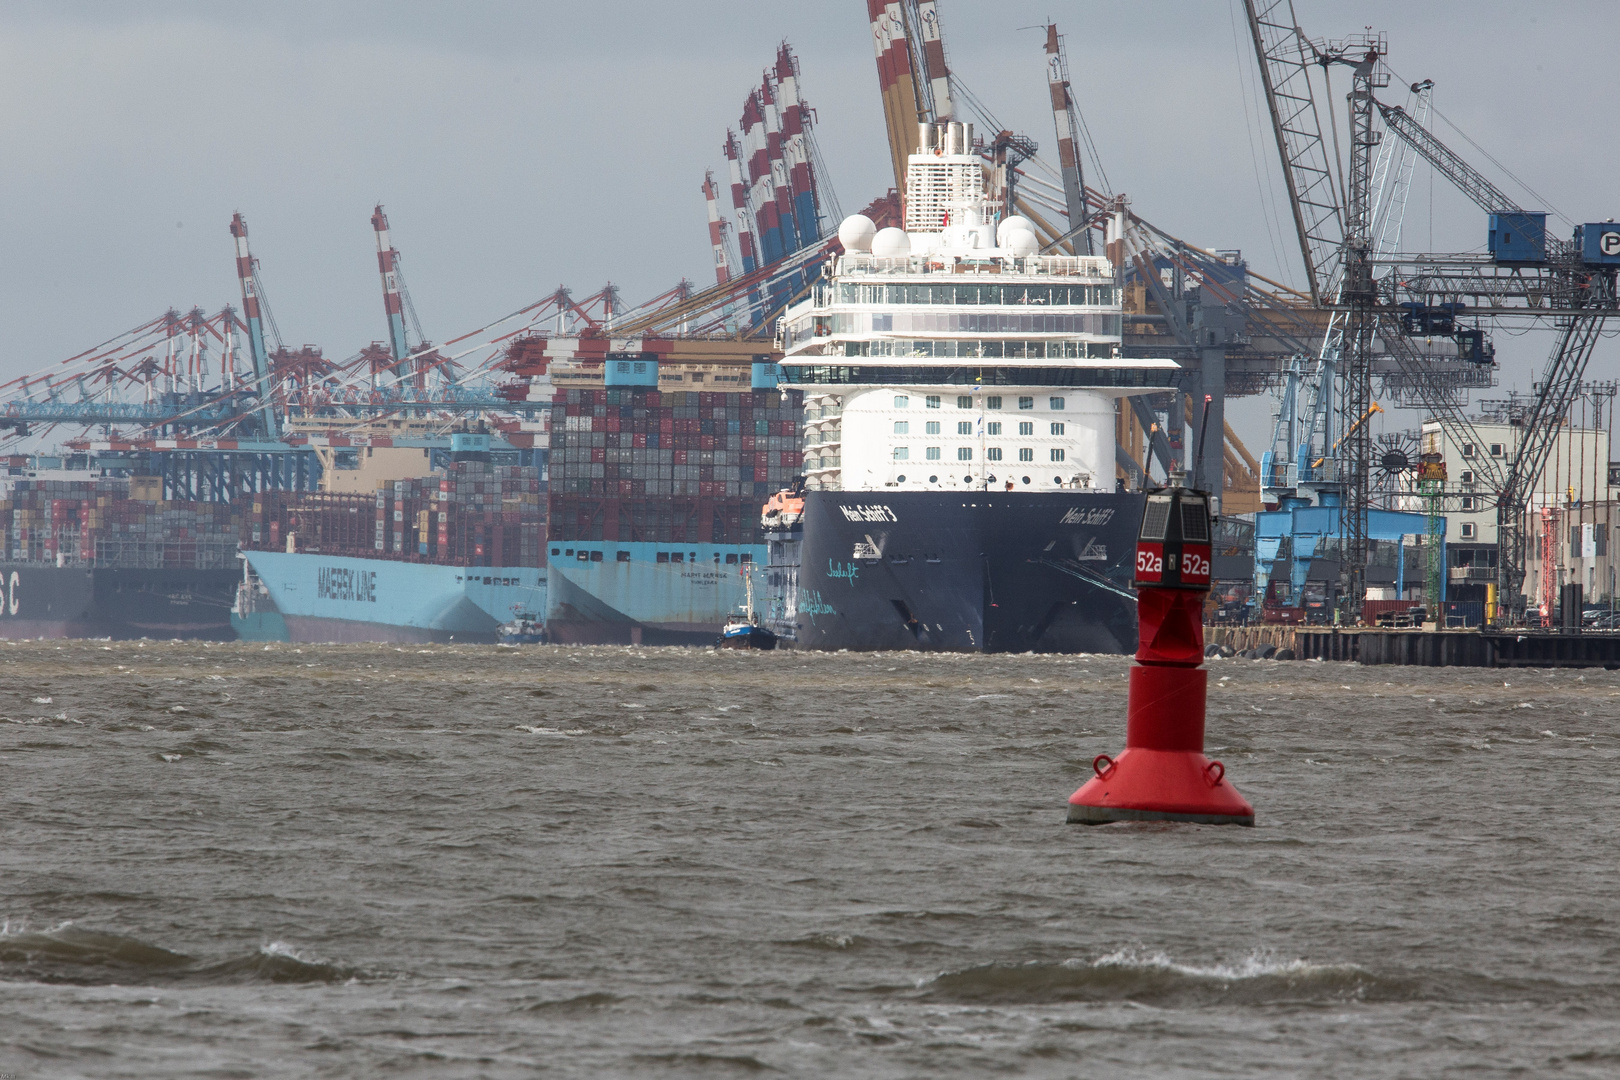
[[1068, 484, 1254, 826]]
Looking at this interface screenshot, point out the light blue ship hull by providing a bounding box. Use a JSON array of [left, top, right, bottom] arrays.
[[544, 540, 766, 645], [237, 551, 546, 644]]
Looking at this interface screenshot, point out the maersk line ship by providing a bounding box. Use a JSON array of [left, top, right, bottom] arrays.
[[761, 120, 1178, 653], [234, 552, 546, 644]]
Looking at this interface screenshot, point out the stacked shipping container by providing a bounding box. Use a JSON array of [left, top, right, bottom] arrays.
[[243, 462, 546, 568], [2, 478, 243, 569], [548, 387, 802, 544]]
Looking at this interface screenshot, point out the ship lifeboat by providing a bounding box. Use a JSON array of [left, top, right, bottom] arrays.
[[760, 487, 804, 528]]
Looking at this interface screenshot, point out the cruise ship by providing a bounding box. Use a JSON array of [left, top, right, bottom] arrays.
[[761, 121, 1177, 653]]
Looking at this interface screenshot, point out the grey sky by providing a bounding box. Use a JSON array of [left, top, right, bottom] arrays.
[[0, 1, 1614, 452]]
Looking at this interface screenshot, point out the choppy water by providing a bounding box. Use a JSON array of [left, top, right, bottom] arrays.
[[2, 640, 1618, 1077]]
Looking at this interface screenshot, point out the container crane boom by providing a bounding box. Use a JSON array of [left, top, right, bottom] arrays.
[[866, 0, 923, 194], [1242, 0, 1346, 304], [1043, 24, 1091, 255], [371, 204, 412, 384], [228, 213, 280, 439], [914, 0, 952, 122], [702, 171, 733, 286], [1375, 102, 1520, 215]]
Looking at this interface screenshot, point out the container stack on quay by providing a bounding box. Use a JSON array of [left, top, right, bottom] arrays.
[[548, 387, 803, 545], [2, 477, 243, 569], [244, 463, 546, 568]]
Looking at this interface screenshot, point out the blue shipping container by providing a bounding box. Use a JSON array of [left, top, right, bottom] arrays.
[[1487, 212, 1547, 262], [1575, 222, 1620, 265]]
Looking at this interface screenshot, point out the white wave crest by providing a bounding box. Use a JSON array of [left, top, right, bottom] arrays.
[[1081, 946, 1362, 982]]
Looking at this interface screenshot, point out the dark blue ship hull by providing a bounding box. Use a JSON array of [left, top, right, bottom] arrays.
[[0, 565, 240, 640], [765, 491, 1143, 654]]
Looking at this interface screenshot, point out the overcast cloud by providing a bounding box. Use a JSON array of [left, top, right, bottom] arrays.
[[0, 1, 1613, 449]]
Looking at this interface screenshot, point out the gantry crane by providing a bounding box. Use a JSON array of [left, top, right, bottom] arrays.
[[1243, 0, 1619, 624]]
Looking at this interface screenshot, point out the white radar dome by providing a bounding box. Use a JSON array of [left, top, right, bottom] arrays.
[[1004, 229, 1040, 256], [837, 214, 877, 252], [871, 227, 912, 258], [997, 216, 1035, 245]]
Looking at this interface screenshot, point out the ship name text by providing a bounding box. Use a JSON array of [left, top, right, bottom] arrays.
[[839, 504, 898, 523], [318, 566, 377, 603], [1060, 506, 1115, 526]]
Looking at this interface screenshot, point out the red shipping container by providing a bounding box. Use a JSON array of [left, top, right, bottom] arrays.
[[633, 433, 646, 448], [591, 448, 606, 463]]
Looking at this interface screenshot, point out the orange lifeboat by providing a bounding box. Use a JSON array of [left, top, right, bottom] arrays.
[[760, 487, 805, 529]]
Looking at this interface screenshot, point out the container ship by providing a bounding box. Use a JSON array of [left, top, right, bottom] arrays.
[[760, 121, 1179, 653], [233, 438, 547, 643], [539, 366, 802, 645], [0, 473, 242, 639]]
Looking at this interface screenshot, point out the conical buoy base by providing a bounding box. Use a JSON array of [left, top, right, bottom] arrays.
[[1067, 747, 1254, 826]]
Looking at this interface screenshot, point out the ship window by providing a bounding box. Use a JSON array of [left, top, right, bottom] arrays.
[[926, 447, 941, 460], [926, 395, 940, 409], [986, 448, 1003, 462], [952, 421, 967, 435], [1051, 422, 1066, 436], [1050, 396, 1065, 410], [957, 447, 972, 461], [1019, 448, 1034, 462], [1050, 449, 1066, 462], [925, 421, 940, 435], [986, 396, 1002, 410], [894, 395, 909, 408], [552, 547, 560, 556], [894, 447, 910, 460], [894, 421, 909, 434], [1019, 422, 1034, 436], [987, 422, 1002, 435], [657, 552, 669, 563], [740, 553, 751, 563], [725, 553, 738, 564], [1461, 522, 1476, 539], [565, 548, 575, 556], [617, 551, 631, 562], [672, 552, 684, 563], [714, 553, 722, 563], [957, 395, 972, 409], [590, 551, 603, 562]]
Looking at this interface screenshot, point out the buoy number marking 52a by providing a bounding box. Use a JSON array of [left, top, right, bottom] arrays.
[[1180, 551, 1211, 580], [1136, 548, 1162, 577]]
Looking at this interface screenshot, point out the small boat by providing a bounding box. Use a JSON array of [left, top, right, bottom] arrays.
[[498, 616, 548, 645], [760, 480, 805, 529], [718, 569, 777, 650]]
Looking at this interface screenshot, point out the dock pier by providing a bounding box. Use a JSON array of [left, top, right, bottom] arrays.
[[1204, 625, 1620, 668]]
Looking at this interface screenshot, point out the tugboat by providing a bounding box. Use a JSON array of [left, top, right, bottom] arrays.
[[498, 614, 548, 645], [719, 567, 777, 650]]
